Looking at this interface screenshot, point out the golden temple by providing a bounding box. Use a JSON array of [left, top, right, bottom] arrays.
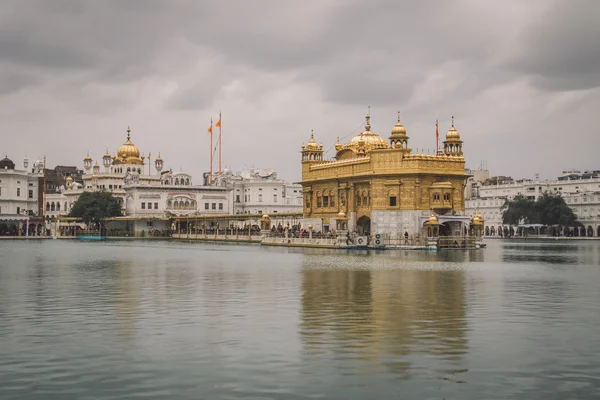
[[300, 112, 470, 237]]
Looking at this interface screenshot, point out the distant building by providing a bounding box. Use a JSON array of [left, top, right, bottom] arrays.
[[465, 169, 600, 237], [0, 156, 45, 235], [216, 168, 303, 215]]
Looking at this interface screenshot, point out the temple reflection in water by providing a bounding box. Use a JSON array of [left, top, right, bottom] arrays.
[[299, 260, 469, 377]]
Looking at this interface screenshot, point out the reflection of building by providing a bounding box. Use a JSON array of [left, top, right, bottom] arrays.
[[0, 156, 45, 235], [300, 263, 468, 372], [217, 168, 303, 215], [465, 170, 600, 237], [300, 113, 471, 236]]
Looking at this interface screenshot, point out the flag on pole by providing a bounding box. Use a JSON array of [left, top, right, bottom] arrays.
[[435, 119, 439, 153], [215, 113, 221, 128], [208, 123, 212, 133]]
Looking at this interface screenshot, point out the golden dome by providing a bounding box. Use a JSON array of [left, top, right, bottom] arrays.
[[446, 116, 461, 140], [425, 214, 440, 226], [305, 130, 321, 150], [390, 112, 407, 136], [114, 127, 144, 165], [155, 153, 163, 162], [337, 211, 347, 219], [261, 214, 270, 221], [335, 137, 343, 152], [66, 176, 73, 182], [83, 153, 92, 161], [343, 115, 389, 153], [472, 212, 484, 225]]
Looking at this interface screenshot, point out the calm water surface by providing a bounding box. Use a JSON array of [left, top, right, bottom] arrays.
[[1, 239, 599, 399]]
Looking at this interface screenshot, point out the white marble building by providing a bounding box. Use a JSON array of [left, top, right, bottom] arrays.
[[0, 156, 45, 235], [48, 127, 233, 234], [465, 171, 600, 237], [217, 168, 303, 215]]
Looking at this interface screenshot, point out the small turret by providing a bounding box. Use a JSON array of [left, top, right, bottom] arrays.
[[443, 116, 463, 156]]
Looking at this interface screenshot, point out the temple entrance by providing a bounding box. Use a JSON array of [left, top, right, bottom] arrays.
[[439, 222, 451, 236], [356, 216, 371, 235]]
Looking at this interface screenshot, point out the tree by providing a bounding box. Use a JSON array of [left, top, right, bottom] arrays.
[[502, 193, 579, 227], [68, 191, 122, 227], [501, 194, 535, 225], [534, 193, 579, 227]]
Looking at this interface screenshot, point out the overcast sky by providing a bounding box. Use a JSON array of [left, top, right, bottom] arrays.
[[1, 0, 598, 181]]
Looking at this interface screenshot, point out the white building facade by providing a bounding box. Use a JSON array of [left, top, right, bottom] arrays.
[[218, 168, 303, 215], [47, 127, 233, 235], [0, 156, 45, 236], [465, 172, 600, 237]]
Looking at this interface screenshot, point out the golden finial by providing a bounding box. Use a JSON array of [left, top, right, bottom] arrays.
[[365, 106, 371, 131], [310, 129, 314, 140], [127, 126, 131, 140], [397, 111, 401, 122], [451, 116, 454, 127]]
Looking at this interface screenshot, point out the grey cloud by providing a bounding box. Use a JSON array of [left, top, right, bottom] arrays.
[[507, 1, 600, 92], [0, 0, 598, 182]]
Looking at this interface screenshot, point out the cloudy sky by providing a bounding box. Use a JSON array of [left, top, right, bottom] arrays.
[[1, 0, 598, 181]]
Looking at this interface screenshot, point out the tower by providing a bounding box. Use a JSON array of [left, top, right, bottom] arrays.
[[443, 116, 463, 156], [388, 111, 410, 153], [155, 153, 164, 173], [301, 130, 324, 165], [83, 152, 92, 171], [103, 148, 112, 171]]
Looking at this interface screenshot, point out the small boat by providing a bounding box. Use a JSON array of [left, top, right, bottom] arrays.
[[77, 235, 106, 241]]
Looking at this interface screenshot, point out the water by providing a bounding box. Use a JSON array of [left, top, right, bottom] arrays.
[[1, 239, 599, 399]]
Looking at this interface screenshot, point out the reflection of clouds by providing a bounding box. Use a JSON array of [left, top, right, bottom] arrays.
[[300, 262, 468, 379]]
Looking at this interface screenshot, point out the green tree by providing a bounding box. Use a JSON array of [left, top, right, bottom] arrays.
[[502, 193, 579, 227], [501, 194, 535, 225], [68, 191, 122, 227], [534, 193, 578, 227]]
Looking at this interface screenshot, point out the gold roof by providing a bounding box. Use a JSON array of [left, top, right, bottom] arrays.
[[446, 116, 462, 141], [425, 214, 440, 225], [343, 115, 389, 153], [113, 127, 144, 165], [390, 112, 407, 136], [304, 130, 321, 151], [471, 211, 484, 225], [66, 176, 73, 182], [155, 153, 163, 162], [83, 152, 92, 161]]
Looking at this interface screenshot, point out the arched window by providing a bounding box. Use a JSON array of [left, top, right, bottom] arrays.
[[56, 202, 60, 211], [185, 201, 190, 209], [186, 178, 190, 185], [316, 191, 322, 208], [174, 201, 179, 209], [362, 191, 367, 207], [51, 202, 55, 211], [175, 178, 179, 185], [443, 193, 450, 201], [127, 167, 131, 172], [340, 193, 346, 207], [64, 202, 67, 211], [46, 202, 50, 211], [167, 200, 172, 207], [330, 190, 335, 207]]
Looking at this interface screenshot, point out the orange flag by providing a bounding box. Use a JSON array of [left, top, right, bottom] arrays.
[[215, 115, 221, 128], [208, 123, 212, 133]]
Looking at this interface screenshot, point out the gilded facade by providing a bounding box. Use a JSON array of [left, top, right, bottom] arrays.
[[300, 113, 471, 236]]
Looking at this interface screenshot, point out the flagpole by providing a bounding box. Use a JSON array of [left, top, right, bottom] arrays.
[[218, 111, 222, 176], [209, 118, 213, 186], [435, 119, 439, 154]]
